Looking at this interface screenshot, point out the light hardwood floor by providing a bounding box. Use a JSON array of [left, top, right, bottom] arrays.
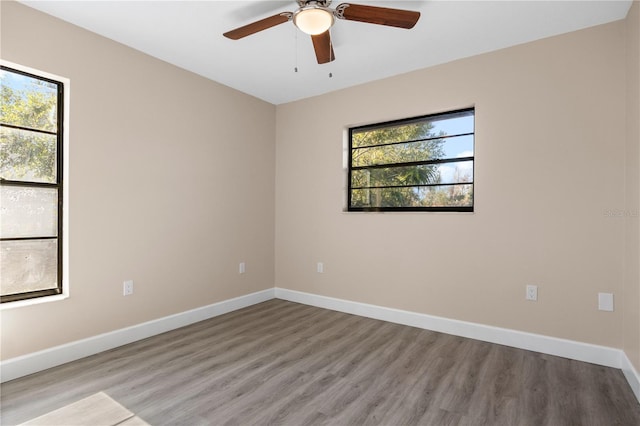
[[2, 299, 639, 425]]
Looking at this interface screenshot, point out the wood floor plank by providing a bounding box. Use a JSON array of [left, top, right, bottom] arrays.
[[2, 299, 639, 426]]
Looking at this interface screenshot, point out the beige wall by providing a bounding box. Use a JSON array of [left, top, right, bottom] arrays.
[[276, 20, 628, 348], [625, 0, 640, 372], [0, 2, 276, 360]]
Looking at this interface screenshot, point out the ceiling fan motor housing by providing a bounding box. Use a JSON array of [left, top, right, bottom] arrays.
[[296, 0, 332, 8], [293, 1, 336, 35]]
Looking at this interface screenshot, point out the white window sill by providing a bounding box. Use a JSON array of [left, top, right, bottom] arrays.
[[0, 294, 68, 310]]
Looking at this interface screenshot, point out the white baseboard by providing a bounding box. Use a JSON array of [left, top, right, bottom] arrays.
[[0, 288, 275, 383], [3, 285, 639, 406], [621, 352, 640, 402], [274, 288, 625, 369]]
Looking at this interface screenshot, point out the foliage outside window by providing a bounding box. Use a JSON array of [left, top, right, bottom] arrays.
[[348, 108, 474, 212], [0, 65, 64, 303]]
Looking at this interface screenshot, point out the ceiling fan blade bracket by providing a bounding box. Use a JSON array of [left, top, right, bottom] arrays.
[[334, 3, 349, 20]]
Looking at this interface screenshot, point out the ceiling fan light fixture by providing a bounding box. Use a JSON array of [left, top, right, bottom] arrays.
[[294, 7, 334, 35]]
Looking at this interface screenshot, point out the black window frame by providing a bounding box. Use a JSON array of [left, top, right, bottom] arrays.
[[347, 107, 475, 213], [0, 65, 65, 303]]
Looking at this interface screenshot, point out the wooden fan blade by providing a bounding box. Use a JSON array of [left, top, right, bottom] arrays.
[[311, 31, 335, 64], [336, 3, 420, 29], [223, 12, 292, 40]]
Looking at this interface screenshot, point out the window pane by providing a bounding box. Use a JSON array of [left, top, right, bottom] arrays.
[[0, 126, 57, 183], [441, 134, 474, 159], [0, 239, 58, 296], [352, 139, 446, 167], [437, 161, 474, 185], [352, 164, 442, 188], [352, 110, 474, 149], [420, 184, 474, 208], [351, 184, 473, 209], [352, 122, 436, 148], [427, 111, 474, 136], [1, 186, 58, 238], [351, 187, 422, 208], [0, 69, 58, 132]]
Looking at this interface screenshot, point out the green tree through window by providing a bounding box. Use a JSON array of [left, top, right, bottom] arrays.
[[1, 77, 58, 182]]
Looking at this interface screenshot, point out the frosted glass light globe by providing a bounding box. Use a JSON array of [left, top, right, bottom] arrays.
[[294, 8, 334, 35]]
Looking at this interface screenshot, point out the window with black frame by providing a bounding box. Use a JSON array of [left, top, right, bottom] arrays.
[[348, 108, 474, 212], [0, 65, 64, 303]]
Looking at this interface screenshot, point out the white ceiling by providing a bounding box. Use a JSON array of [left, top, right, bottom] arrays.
[[20, 0, 632, 105]]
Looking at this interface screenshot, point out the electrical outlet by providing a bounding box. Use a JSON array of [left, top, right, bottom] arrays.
[[239, 262, 246, 274], [526, 285, 537, 301], [598, 293, 614, 311], [123, 280, 134, 296], [317, 262, 324, 273]]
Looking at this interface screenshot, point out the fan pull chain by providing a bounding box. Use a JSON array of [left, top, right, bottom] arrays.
[[328, 27, 333, 78], [294, 26, 299, 73]]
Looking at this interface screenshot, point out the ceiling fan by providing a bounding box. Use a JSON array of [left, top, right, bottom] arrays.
[[223, 0, 421, 64]]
